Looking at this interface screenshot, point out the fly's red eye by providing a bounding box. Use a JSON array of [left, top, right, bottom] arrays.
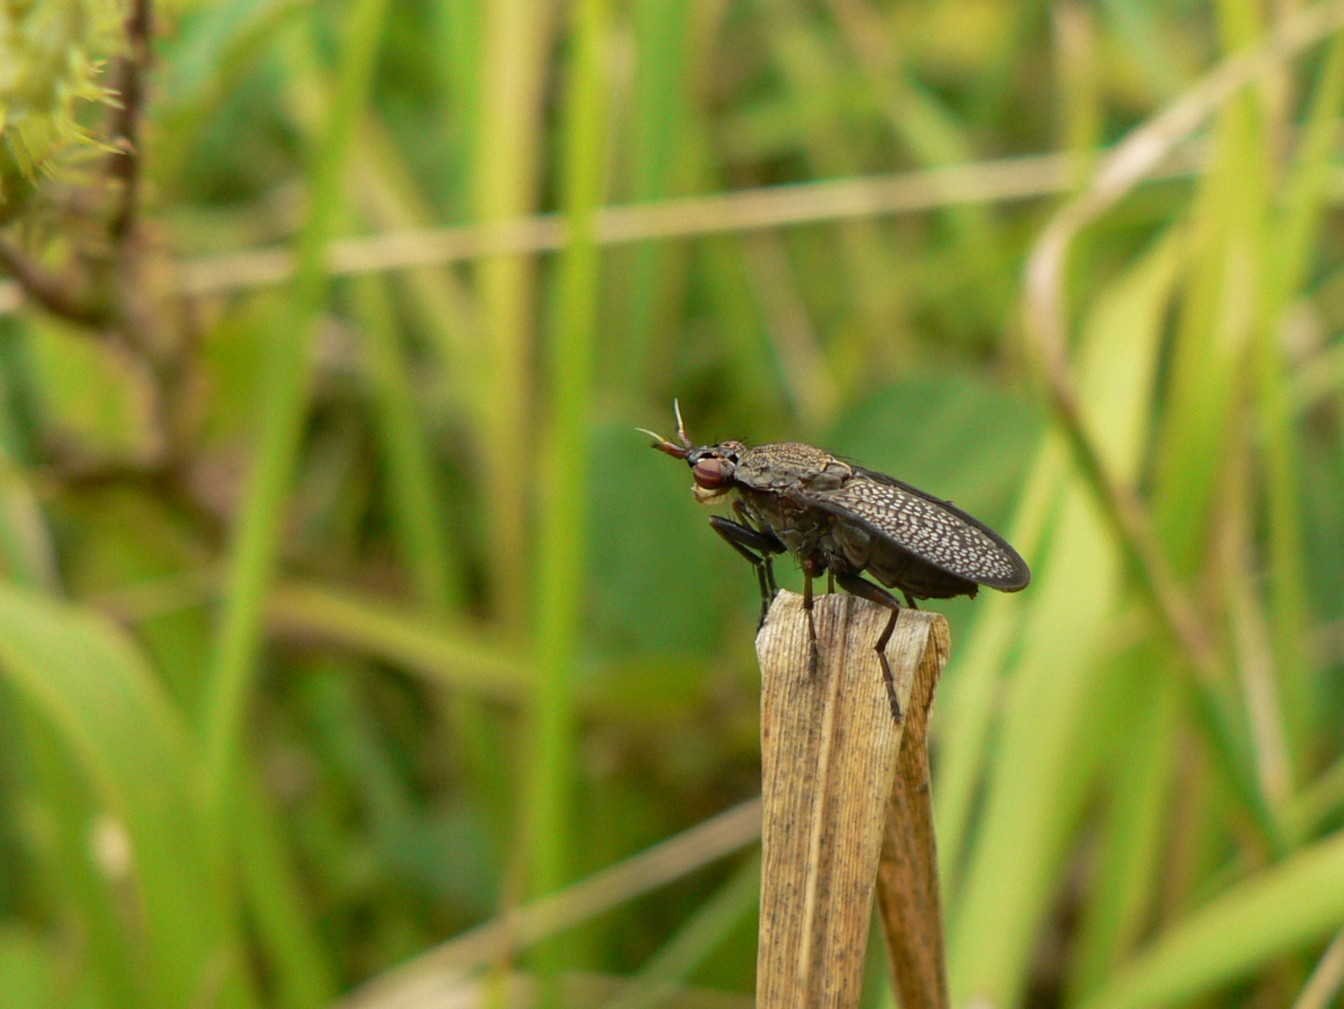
[[693, 457, 730, 489]]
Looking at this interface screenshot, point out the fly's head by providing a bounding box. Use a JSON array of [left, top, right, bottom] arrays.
[[684, 441, 744, 502], [638, 401, 745, 504]]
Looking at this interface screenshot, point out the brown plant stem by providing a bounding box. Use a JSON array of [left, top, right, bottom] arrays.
[[755, 592, 949, 1009], [107, 0, 153, 247]]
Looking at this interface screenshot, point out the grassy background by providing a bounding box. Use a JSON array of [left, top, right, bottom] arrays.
[[3, 0, 1344, 1007]]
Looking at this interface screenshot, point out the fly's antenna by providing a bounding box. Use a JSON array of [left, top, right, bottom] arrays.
[[637, 400, 695, 458], [673, 398, 692, 449]]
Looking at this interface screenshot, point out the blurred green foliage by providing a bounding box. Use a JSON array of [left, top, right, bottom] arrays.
[[2, 0, 1344, 1008]]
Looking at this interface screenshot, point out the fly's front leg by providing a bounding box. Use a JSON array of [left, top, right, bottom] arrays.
[[833, 570, 904, 723], [732, 500, 778, 598], [707, 515, 785, 627]]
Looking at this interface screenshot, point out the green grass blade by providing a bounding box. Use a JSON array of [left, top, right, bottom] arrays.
[[236, 767, 339, 1009], [202, 0, 392, 833], [1251, 30, 1344, 780], [1077, 830, 1344, 1009], [352, 274, 461, 609], [947, 231, 1177, 1004], [470, 0, 555, 624], [610, 0, 696, 396], [0, 584, 238, 1008], [1065, 663, 1182, 1001], [523, 0, 613, 924]]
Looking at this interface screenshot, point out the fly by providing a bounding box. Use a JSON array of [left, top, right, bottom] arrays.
[[640, 402, 1030, 720]]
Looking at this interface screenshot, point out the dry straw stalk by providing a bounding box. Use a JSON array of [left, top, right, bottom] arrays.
[[755, 592, 950, 1009]]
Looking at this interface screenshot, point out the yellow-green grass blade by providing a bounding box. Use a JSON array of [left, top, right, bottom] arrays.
[[1077, 829, 1344, 1009], [0, 584, 237, 1009], [946, 231, 1178, 1004]]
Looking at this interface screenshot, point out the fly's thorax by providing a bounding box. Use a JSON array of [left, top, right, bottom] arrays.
[[734, 442, 852, 492], [737, 485, 834, 559], [727, 442, 853, 560]]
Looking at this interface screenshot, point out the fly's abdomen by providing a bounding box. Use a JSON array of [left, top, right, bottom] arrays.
[[812, 470, 1029, 592], [828, 518, 980, 600]]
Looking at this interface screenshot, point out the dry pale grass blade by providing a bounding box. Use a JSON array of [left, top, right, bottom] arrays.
[[0, 149, 1193, 311], [336, 799, 761, 1009], [1291, 928, 1344, 1009], [1022, 0, 1344, 679], [335, 969, 754, 1009], [876, 611, 951, 1009], [173, 155, 1079, 294], [755, 592, 948, 1009]]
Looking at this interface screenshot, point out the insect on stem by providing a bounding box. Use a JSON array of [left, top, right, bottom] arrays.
[[641, 403, 1030, 723]]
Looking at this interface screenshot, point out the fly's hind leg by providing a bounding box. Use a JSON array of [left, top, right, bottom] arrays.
[[833, 571, 904, 722], [707, 514, 785, 627]]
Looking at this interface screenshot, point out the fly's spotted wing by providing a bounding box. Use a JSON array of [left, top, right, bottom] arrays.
[[810, 467, 1030, 590]]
